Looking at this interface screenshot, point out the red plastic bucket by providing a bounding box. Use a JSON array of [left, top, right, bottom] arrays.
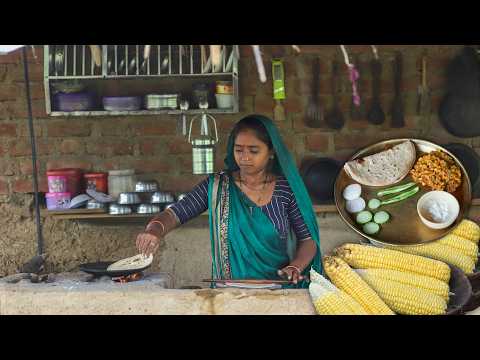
[[46, 169, 83, 197], [84, 173, 108, 193]]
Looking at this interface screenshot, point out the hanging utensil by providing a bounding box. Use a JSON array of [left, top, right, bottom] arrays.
[[325, 57, 345, 130], [305, 57, 324, 128], [418, 53, 432, 136], [251, 45, 267, 83], [367, 57, 385, 125], [178, 100, 190, 136], [141, 45, 151, 73], [350, 55, 366, 121], [88, 45, 102, 67], [272, 59, 286, 121], [199, 100, 210, 136], [210, 45, 222, 73], [391, 51, 405, 128]]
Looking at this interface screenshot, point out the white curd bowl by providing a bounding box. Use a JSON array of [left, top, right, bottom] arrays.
[[417, 191, 460, 230]]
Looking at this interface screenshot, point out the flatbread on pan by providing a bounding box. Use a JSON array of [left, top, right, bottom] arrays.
[[107, 254, 153, 272], [344, 141, 417, 187]]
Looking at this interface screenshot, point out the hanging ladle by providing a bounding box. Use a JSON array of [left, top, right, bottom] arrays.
[[325, 58, 345, 130]]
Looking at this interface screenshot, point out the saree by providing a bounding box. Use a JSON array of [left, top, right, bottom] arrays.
[[207, 115, 322, 288]]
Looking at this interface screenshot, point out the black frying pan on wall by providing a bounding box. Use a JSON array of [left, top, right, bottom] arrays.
[[301, 158, 343, 205]]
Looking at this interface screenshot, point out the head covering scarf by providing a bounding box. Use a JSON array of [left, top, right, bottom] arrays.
[[208, 115, 322, 288]]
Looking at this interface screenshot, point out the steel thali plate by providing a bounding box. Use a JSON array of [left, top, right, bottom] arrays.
[[334, 139, 472, 247]]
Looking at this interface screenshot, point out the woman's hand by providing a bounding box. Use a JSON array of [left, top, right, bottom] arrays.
[[277, 265, 306, 285], [136, 231, 161, 256]]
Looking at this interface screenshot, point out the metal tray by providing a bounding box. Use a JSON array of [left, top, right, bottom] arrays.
[[334, 139, 472, 247]]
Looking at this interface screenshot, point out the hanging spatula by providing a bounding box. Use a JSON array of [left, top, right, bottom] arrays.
[[325, 57, 345, 130], [418, 53, 432, 136], [391, 51, 405, 128], [367, 57, 386, 125], [272, 59, 286, 121]]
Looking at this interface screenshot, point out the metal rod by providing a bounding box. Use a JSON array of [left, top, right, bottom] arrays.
[[73, 45, 76, 76], [22, 46, 44, 256], [125, 45, 128, 75], [82, 45, 85, 76], [64, 45, 68, 76], [136, 45, 139, 75], [179, 45, 183, 75], [190, 45, 194, 74], [115, 45, 118, 74], [157, 45, 160, 75], [168, 45, 172, 75]]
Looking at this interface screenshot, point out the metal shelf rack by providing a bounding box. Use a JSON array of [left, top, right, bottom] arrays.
[[44, 45, 240, 116]]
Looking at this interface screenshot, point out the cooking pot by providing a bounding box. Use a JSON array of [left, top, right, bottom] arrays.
[[301, 158, 343, 204]]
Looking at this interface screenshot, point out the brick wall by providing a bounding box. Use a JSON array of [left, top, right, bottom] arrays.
[[0, 45, 475, 197]]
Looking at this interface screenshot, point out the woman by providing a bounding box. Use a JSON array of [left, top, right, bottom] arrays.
[[136, 115, 322, 288]]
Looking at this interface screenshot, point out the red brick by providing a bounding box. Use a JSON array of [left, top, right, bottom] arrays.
[[12, 178, 34, 193], [139, 139, 157, 156], [132, 120, 175, 136], [0, 84, 20, 101], [12, 99, 47, 118], [254, 95, 275, 115], [0, 160, 16, 176], [8, 139, 53, 157], [18, 159, 42, 175], [0, 179, 8, 194], [161, 175, 207, 193], [283, 96, 305, 114], [305, 134, 330, 152], [17, 123, 42, 137], [87, 140, 133, 157], [168, 138, 193, 155], [17, 81, 45, 101], [334, 134, 385, 151], [48, 123, 91, 137], [99, 119, 130, 136], [129, 159, 172, 174], [46, 160, 92, 172], [59, 139, 85, 155], [0, 123, 17, 137]]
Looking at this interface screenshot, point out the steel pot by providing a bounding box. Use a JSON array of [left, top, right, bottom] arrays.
[[118, 192, 141, 205], [135, 181, 159, 193], [136, 204, 161, 214], [150, 192, 175, 204], [109, 204, 132, 215]]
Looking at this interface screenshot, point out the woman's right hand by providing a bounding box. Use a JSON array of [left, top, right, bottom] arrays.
[[136, 231, 161, 256]]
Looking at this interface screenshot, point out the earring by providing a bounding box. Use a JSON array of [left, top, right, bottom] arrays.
[[270, 155, 275, 160]]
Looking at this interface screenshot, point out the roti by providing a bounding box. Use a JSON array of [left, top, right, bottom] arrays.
[[107, 254, 153, 272], [344, 141, 417, 187]]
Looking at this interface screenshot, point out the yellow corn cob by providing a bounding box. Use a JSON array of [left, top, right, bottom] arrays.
[[309, 269, 368, 315], [354, 268, 450, 302], [437, 234, 479, 262], [323, 256, 394, 315], [357, 270, 447, 315], [452, 219, 480, 244], [335, 243, 451, 283], [309, 283, 367, 315], [394, 242, 476, 274]]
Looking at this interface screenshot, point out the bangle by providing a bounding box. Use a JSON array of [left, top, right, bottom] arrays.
[[285, 265, 302, 274], [146, 220, 165, 235]]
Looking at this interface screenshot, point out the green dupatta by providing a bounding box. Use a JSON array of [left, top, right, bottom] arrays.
[[207, 115, 322, 288]]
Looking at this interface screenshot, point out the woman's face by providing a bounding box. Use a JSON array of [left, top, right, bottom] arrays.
[[234, 129, 273, 176]]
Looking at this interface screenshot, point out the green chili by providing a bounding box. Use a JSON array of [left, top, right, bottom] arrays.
[[380, 186, 420, 206], [377, 182, 417, 197]]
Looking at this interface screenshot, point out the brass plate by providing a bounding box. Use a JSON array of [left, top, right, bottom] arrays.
[[334, 139, 472, 247]]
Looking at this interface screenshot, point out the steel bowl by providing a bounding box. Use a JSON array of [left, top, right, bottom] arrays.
[[118, 192, 141, 205], [135, 181, 159, 193], [150, 192, 175, 204], [87, 199, 106, 210], [109, 204, 132, 215], [136, 204, 161, 214]]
